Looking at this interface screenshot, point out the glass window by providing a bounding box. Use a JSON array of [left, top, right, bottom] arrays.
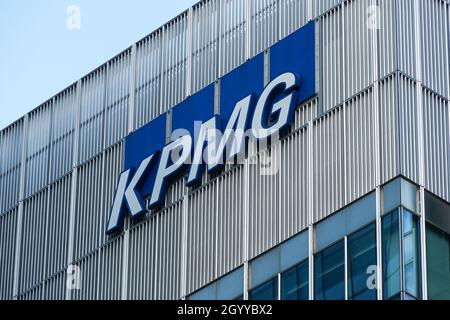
[[402, 210, 421, 298], [382, 210, 401, 299], [250, 248, 280, 289], [281, 260, 309, 300], [382, 209, 421, 300], [347, 223, 377, 300], [248, 277, 278, 300], [217, 267, 244, 300], [188, 266, 244, 300], [314, 240, 345, 300], [426, 223, 450, 300]]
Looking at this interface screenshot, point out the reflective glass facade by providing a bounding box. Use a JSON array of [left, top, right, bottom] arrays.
[[186, 178, 450, 301]]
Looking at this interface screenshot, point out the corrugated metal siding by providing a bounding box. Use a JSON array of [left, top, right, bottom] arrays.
[[78, 67, 107, 165], [219, 0, 247, 76], [215, 165, 245, 278], [0, 208, 17, 299], [250, 0, 279, 56], [248, 146, 281, 259], [342, 0, 373, 100], [50, 87, 76, 183], [127, 203, 183, 300], [313, 0, 341, 17], [45, 175, 72, 279], [191, 0, 220, 93], [379, 74, 399, 183], [97, 236, 123, 300], [128, 214, 158, 300], [397, 74, 420, 183], [104, 50, 131, 148], [344, 88, 376, 204], [24, 102, 52, 198], [395, 0, 417, 79], [319, 6, 343, 112], [280, 0, 309, 38], [19, 191, 48, 293], [280, 127, 309, 240], [73, 142, 123, 261], [420, 0, 449, 99], [423, 88, 450, 201], [161, 14, 188, 110], [312, 106, 345, 223], [72, 251, 99, 300], [186, 180, 217, 294], [0, 121, 23, 214], [134, 31, 163, 128]]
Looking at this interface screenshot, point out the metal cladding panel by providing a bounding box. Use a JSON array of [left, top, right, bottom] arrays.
[[342, 0, 373, 100], [161, 14, 188, 110], [128, 214, 157, 300], [40, 271, 66, 300], [19, 191, 48, 293], [50, 87, 76, 183], [0, 208, 17, 299], [78, 67, 107, 165], [73, 155, 103, 261], [397, 75, 420, 183], [344, 88, 376, 205], [219, 0, 247, 77], [154, 204, 183, 300], [24, 102, 52, 198], [134, 31, 163, 129], [420, 0, 449, 99], [73, 142, 123, 261], [313, 0, 341, 17], [248, 146, 281, 259], [104, 50, 131, 149], [191, 0, 220, 93], [394, 0, 418, 79], [423, 88, 450, 201], [215, 166, 245, 279], [279, 0, 308, 38], [97, 236, 123, 300], [100, 143, 124, 244], [186, 180, 217, 294], [320, 6, 343, 112], [280, 128, 309, 240], [379, 74, 399, 183], [312, 106, 345, 223], [250, 0, 280, 57], [45, 175, 72, 279], [294, 98, 319, 130], [128, 203, 183, 300], [72, 252, 99, 300], [18, 270, 66, 300], [378, 0, 395, 78], [0, 121, 23, 214]]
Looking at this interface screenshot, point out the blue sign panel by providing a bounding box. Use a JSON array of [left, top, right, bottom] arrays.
[[171, 83, 215, 140], [106, 22, 316, 235], [270, 21, 316, 104], [220, 52, 264, 130]]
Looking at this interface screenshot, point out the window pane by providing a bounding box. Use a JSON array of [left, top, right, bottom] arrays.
[[426, 223, 450, 300], [281, 260, 308, 300], [249, 277, 278, 300], [382, 210, 401, 299], [347, 223, 377, 300], [402, 210, 421, 298], [314, 240, 345, 300]]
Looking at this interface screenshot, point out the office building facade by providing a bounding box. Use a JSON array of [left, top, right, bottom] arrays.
[[0, 0, 449, 300]]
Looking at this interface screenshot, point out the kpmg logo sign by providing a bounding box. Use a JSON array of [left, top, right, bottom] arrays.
[[106, 22, 316, 235]]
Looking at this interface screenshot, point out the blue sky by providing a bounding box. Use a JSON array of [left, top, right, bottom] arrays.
[[0, 0, 198, 130]]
